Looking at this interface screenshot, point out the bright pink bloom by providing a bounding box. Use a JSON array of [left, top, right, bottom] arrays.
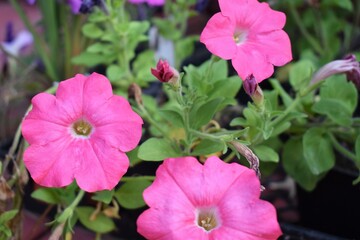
[[128, 0, 165, 6], [137, 156, 282, 239], [200, 0, 292, 83], [21, 73, 143, 192]]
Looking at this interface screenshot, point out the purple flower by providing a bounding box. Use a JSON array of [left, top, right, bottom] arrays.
[[27, 0, 82, 14], [128, 0, 165, 6]]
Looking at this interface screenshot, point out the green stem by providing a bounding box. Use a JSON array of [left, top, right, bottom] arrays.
[[120, 176, 155, 182], [9, 0, 58, 81], [328, 133, 358, 162], [138, 105, 170, 139], [288, 2, 324, 56], [269, 97, 301, 128], [57, 190, 85, 223], [190, 129, 220, 141]]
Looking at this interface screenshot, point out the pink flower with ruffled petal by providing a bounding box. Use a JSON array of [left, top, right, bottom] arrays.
[[200, 0, 292, 83], [21, 73, 143, 192], [137, 156, 282, 239]]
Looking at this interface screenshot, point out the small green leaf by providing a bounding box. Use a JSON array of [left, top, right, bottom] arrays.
[[303, 128, 335, 174], [322, 0, 353, 11], [0, 210, 18, 224], [191, 139, 224, 156], [82, 23, 103, 39], [76, 207, 116, 233], [91, 190, 114, 204], [72, 52, 112, 67], [190, 98, 223, 129], [282, 138, 323, 191], [252, 145, 279, 162], [289, 60, 314, 91], [313, 99, 352, 126], [106, 65, 126, 82], [115, 178, 152, 209], [209, 76, 242, 100], [31, 188, 61, 204], [138, 138, 182, 161], [127, 147, 142, 167]]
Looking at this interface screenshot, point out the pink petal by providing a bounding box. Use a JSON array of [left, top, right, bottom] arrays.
[[202, 156, 249, 205], [219, 0, 285, 32], [85, 95, 143, 126], [248, 30, 292, 66], [200, 13, 237, 60], [217, 172, 282, 239], [148, 0, 165, 6], [232, 46, 274, 82], [92, 121, 142, 152], [23, 136, 76, 188], [55, 74, 86, 119], [22, 118, 68, 146], [74, 139, 129, 192]]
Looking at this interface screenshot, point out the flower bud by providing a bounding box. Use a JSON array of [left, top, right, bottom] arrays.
[[244, 74, 264, 107], [344, 54, 360, 90], [311, 55, 360, 85], [151, 59, 179, 84], [243, 74, 257, 96]]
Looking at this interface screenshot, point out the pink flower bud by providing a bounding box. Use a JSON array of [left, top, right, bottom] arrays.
[[344, 54, 360, 90], [151, 59, 179, 84], [243, 74, 257, 96]]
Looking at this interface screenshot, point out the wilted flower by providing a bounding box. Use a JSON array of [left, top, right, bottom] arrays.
[[311, 55, 360, 86], [21, 73, 143, 192], [200, 0, 292, 83], [151, 59, 179, 84], [137, 156, 282, 239]]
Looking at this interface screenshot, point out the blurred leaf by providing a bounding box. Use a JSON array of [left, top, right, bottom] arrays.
[[0, 210, 18, 224], [127, 147, 142, 167], [175, 36, 198, 64], [82, 23, 103, 39], [91, 190, 114, 205], [322, 0, 353, 11], [76, 207, 115, 233], [282, 138, 323, 191], [115, 179, 152, 209], [252, 145, 279, 162], [106, 65, 126, 82], [138, 138, 182, 161], [355, 136, 360, 167], [303, 128, 335, 174], [72, 52, 112, 67], [31, 188, 61, 204]]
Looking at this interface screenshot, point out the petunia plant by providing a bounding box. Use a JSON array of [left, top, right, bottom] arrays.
[[1, 0, 360, 239]]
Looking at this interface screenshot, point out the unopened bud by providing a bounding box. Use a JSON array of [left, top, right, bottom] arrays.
[[244, 74, 264, 107], [151, 59, 179, 84], [243, 74, 257, 96], [311, 55, 360, 85]]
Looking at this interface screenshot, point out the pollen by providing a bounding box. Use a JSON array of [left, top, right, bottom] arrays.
[[196, 207, 220, 232], [72, 119, 93, 137]]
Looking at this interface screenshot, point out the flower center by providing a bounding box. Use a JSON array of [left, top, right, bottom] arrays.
[[72, 119, 93, 137], [196, 207, 220, 232], [233, 30, 247, 45]]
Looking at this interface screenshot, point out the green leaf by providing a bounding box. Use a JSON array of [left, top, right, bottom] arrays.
[[0, 210, 18, 224], [313, 99, 352, 126], [72, 52, 112, 67], [114, 178, 152, 209], [127, 147, 142, 167], [252, 145, 279, 162], [91, 190, 114, 204], [303, 128, 335, 174], [209, 76, 242, 100], [31, 188, 61, 204], [133, 50, 156, 84], [282, 138, 323, 191], [82, 23, 103, 39], [76, 207, 115, 233], [158, 108, 184, 128], [312, 76, 358, 126], [175, 36, 198, 64], [191, 139, 224, 156], [289, 60, 314, 91], [138, 138, 182, 161], [106, 65, 126, 83], [322, 0, 353, 11], [190, 98, 223, 129], [355, 136, 360, 167]]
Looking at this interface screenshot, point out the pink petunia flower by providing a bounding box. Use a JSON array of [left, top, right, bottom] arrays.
[[200, 0, 292, 83], [128, 0, 165, 6], [137, 156, 282, 239], [21, 73, 143, 192]]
